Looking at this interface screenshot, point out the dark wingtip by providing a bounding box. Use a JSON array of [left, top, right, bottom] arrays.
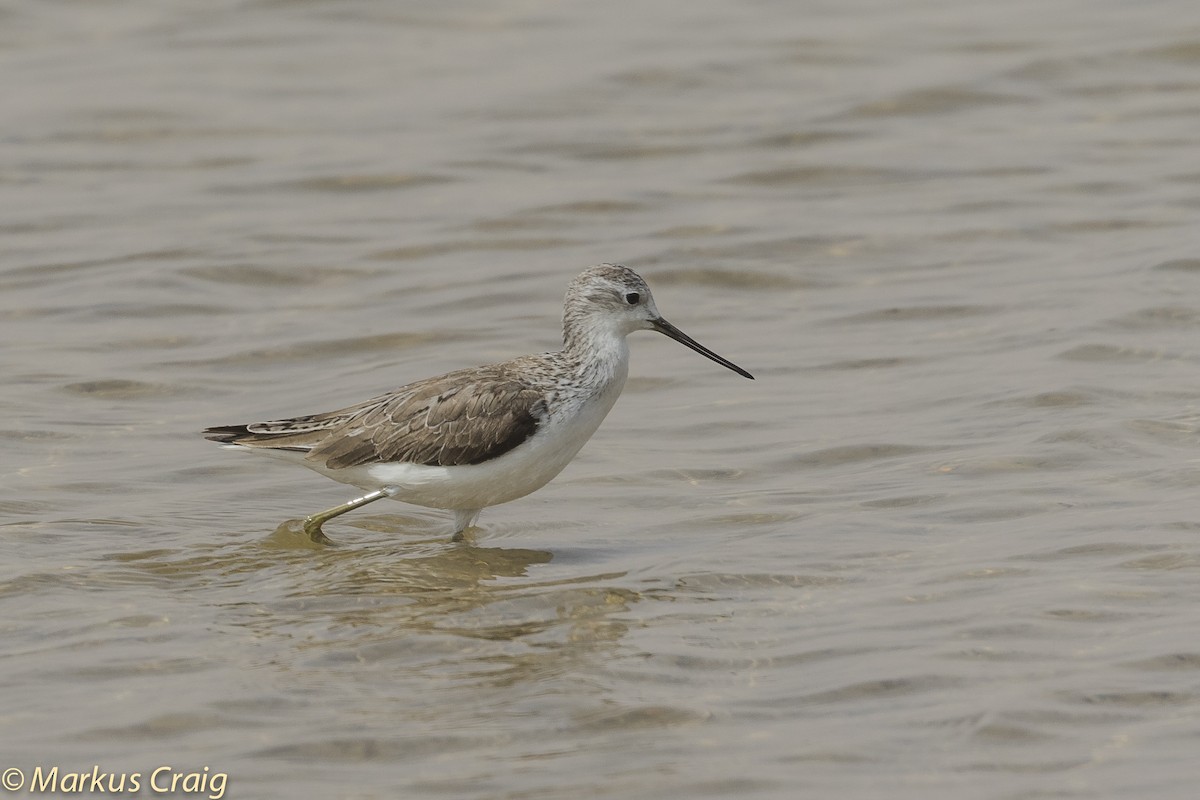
[[203, 424, 251, 444]]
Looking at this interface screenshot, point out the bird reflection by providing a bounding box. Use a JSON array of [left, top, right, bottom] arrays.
[[264, 516, 553, 594], [255, 513, 637, 664]]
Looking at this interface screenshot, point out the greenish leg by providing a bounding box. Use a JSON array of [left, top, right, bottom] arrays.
[[303, 488, 395, 541]]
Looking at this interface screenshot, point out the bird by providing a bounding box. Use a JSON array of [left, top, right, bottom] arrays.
[[204, 264, 753, 541]]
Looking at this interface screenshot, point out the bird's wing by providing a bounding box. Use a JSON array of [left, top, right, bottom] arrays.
[[203, 365, 547, 469]]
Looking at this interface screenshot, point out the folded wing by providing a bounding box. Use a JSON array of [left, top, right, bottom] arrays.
[[203, 365, 547, 469]]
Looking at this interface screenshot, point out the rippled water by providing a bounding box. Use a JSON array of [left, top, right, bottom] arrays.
[[5, 2, 1200, 798]]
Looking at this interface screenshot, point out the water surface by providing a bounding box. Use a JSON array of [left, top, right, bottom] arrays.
[[4, 1, 1200, 798]]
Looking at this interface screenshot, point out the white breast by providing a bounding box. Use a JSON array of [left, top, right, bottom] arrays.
[[343, 360, 629, 512], [234, 336, 632, 514]]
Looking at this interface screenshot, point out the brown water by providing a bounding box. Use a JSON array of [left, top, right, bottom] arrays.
[[4, 2, 1200, 798]]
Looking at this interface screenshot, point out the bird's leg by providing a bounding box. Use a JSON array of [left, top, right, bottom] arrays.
[[450, 508, 483, 542], [303, 487, 397, 542]]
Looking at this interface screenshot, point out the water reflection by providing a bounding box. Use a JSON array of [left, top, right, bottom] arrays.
[[240, 530, 637, 695], [105, 515, 636, 695]]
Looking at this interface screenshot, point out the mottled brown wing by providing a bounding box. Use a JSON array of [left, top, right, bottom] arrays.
[[305, 366, 546, 469]]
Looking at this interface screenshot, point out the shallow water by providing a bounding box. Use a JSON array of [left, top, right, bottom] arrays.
[[5, 1, 1200, 798]]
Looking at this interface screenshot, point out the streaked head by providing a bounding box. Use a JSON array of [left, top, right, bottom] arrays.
[[564, 264, 754, 379]]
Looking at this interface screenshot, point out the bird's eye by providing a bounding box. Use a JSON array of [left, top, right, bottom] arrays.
[[624, 292, 640, 305]]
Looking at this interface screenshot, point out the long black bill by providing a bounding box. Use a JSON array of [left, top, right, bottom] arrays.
[[652, 317, 754, 380]]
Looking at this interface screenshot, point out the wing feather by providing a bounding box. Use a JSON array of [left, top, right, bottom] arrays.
[[204, 364, 546, 469]]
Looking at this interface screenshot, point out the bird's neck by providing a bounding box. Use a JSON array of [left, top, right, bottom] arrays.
[[561, 318, 630, 391]]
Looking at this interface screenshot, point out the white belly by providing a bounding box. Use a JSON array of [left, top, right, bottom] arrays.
[[241, 374, 627, 512], [368, 380, 624, 510]]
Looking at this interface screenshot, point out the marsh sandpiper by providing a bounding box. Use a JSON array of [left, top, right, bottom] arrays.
[[204, 264, 753, 541]]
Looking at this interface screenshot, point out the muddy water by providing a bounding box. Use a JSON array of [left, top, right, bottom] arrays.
[[4, 2, 1200, 798]]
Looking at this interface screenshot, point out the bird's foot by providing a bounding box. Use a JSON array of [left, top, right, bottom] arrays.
[[302, 516, 335, 545], [450, 523, 483, 544], [451, 508, 483, 541]]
